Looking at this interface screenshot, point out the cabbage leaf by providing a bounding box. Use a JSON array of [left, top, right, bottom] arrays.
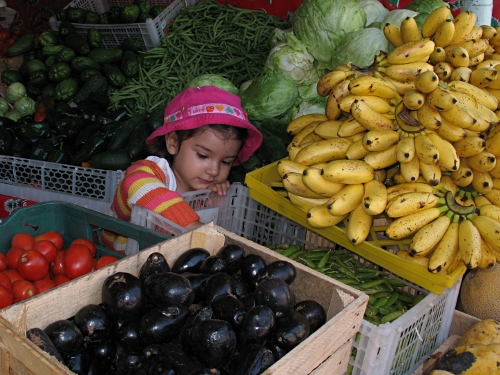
[[358, 0, 389, 27]]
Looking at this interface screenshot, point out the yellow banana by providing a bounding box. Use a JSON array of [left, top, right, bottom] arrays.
[[414, 134, 439, 165], [490, 161, 500, 179], [451, 158, 474, 187], [387, 39, 435, 65], [287, 145, 302, 161], [362, 129, 400, 152], [290, 121, 322, 147], [458, 218, 482, 269], [454, 136, 486, 158], [322, 159, 375, 184], [313, 119, 342, 139], [385, 206, 447, 240], [383, 23, 405, 48], [362, 179, 388, 216], [469, 67, 498, 88], [374, 168, 387, 182], [447, 38, 490, 59], [400, 16, 422, 43], [345, 139, 370, 160], [299, 131, 324, 146], [485, 188, 500, 206], [448, 46, 470, 68], [293, 137, 353, 166], [288, 193, 328, 211], [472, 214, 500, 254], [484, 130, 500, 157], [332, 78, 352, 101], [380, 75, 417, 95], [447, 80, 499, 111], [427, 218, 459, 273], [465, 25, 483, 41], [345, 131, 367, 143], [287, 113, 328, 135], [440, 104, 478, 129], [419, 159, 442, 185], [378, 62, 434, 82], [474, 194, 492, 207], [437, 117, 468, 142], [433, 19, 456, 48], [485, 87, 500, 106], [363, 144, 399, 170], [350, 99, 396, 131], [277, 158, 307, 177], [449, 11, 477, 45], [471, 168, 494, 194], [487, 65, 500, 89], [421, 6, 452, 38], [400, 155, 420, 182], [306, 203, 347, 228], [434, 61, 454, 81], [466, 150, 497, 172], [386, 191, 440, 218], [301, 167, 346, 197], [402, 89, 426, 110], [426, 132, 460, 171], [437, 175, 458, 196], [337, 117, 367, 137], [430, 46, 448, 64], [348, 75, 401, 99], [468, 52, 485, 67], [479, 203, 500, 223], [386, 181, 434, 200], [414, 70, 440, 93], [396, 250, 430, 267], [410, 214, 452, 258], [427, 86, 458, 111], [477, 59, 500, 70], [282, 172, 327, 199], [346, 203, 373, 245], [450, 66, 472, 82], [478, 238, 496, 269], [481, 25, 498, 40], [338, 95, 395, 114], [326, 183, 365, 216], [325, 91, 342, 120], [416, 102, 443, 130], [316, 69, 357, 97], [396, 136, 416, 163]]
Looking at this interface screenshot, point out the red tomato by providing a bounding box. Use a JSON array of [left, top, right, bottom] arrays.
[[17, 250, 49, 281], [11, 233, 35, 250], [33, 279, 56, 294], [0, 284, 13, 309], [50, 250, 66, 276], [2, 269, 23, 284], [12, 279, 36, 302], [70, 238, 96, 256], [95, 255, 120, 270], [0, 253, 7, 272], [0, 272, 11, 292], [64, 245, 93, 279], [32, 240, 58, 263], [6, 247, 25, 270], [34, 231, 64, 252], [53, 274, 70, 286]]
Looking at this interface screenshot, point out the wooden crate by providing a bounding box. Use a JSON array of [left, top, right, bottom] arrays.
[[0, 224, 368, 375]]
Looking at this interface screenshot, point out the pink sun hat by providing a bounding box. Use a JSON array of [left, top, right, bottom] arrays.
[[146, 86, 263, 165]]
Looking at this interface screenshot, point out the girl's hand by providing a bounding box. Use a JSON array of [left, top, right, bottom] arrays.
[[208, 180, 230, 196]]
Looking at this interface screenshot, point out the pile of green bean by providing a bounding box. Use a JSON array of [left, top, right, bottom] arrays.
[[270, 244, 425, 325], [109, 0, 289, 113]]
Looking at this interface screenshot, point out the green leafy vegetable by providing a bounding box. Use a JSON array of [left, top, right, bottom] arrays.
[[13, 97, 36, 116], [358, 0, 389, 27], [185, 74, 239, 95], [5, 82, 27, 104]]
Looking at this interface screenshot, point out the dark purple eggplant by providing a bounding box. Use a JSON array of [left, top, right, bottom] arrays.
[[233, 344, 275, 375], [267, 338, 289, 362], [180, 306, 214, 355], [200, 255, 227, 274], [88, 339, 117, 364], [114, 345, 148, 375], [65, 346, 91, 375], [143, 272, 194, 308], [102, 272, 147, 323], [237, 305, 275, 348], [140, 305, 190, 345], [117, 320, 146, 351], [171, 247, 211, 274], [217, 244, 245, 274], [74, 304, 112, 343], [159, 342, 208, 375], [241, 254, 267, 288], [26, 327, 65, 363], [295, 300, 327, 334], [274, 311, 310, 350], [183, 273, 211, 303], [44, 319, 83, 359], [202, 272, 234, 306], [231, 273, 255, 308], [257, 260, 296, 284], [139, 252, 171, 284], [211, 294, 246, 328], [255, 278, 295, 318], [147, 357, 176, 375], [190, 319, 237, 368]]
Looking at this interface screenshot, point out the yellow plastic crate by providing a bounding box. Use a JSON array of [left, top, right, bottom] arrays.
[[244, 160, 467, 295]]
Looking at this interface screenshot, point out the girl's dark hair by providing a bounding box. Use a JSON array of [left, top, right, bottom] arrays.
[[148, 124, 248, 163]]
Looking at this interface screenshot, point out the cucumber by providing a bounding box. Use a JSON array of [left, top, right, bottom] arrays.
[[88, 48, 123, 65], [107, 113, 148, 151], [91, 149, 133, 171], [6, 35, 35, 57]]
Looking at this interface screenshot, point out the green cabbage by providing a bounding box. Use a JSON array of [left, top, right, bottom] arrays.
[[405, 0, 450, 14], [331, 28, 391, 69], [5, 82, 26, 104], [381, 9, 419, 29], [292, 0, 367, 70], [4, 110, 22, 122], [185, 74, 238, 95], [14, 97, 36, 117], [0, 98, 10, 113], [358, 0, 389, 27], [240, 68, 298, 120], [283, 82, 327, 122]]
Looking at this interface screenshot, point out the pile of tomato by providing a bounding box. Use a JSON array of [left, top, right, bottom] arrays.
[[0, 231, 120, 309], [0, 25, 23, 58]]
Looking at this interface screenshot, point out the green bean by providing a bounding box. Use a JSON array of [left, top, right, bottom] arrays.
[[380, 310, 405, 324], [384, 292, 400, 307], [282, 245, 301, 257]]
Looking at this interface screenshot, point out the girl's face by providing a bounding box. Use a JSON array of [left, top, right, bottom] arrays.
[[166, 128, 242, 193]]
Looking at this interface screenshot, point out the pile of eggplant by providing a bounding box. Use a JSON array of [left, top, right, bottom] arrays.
[[26, 245, 327, 375]]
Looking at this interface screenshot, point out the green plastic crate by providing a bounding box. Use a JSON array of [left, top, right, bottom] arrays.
[[0, 202, 171, 258]]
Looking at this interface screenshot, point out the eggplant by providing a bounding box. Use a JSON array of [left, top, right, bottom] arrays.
[[139, 252, 171, 284], [180, 306, 214, 354], [237, 305, 275, 348], [87, 339, 117, 364], [211, 294, 246, 329], [231, 273, 255, 308], [171, 247, 210, 274], [190, 319, 237, 368], [295, 300, 327, 334], [183, 273, 211, 303], [102, 272, 147, 323], [117, 320, 146, 351], [241, 254, 267, 289], [274, 311, 310, 350], [143, 272, 194, 308], [26, 327, 64, 363], [266, 338, 289, 362], [114, 345, 148, 375], [159, 342, 208, 375], [255, 278, 295, 318], [200, 255, 227, 274], [44, 319, 83, 359], [140, 305, 190, 345], [65, 346, 91, 375], [217, 244, 245, 274], [257, 260, 296, 284], [147, 357, 176, 375], [233, 344, 275, 375], [74, 304, 112, 343], [202, 272, 233, 306]]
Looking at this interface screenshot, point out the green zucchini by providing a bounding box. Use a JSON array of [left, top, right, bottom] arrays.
[[107, 113, 148, 151], [6, 35, 35, 57], [73, 73, 108, 103], [91, 149, 133, 170], [88, 48, 123, 65]]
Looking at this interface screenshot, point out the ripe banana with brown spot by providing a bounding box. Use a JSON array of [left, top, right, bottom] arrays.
[[400, 155, 420, 182], [454, 136, 486, 158], [416, 102, 442, 130], [465, 25, 483, 40], [403, 89, 426, 110], [440, 104, 478, 129], [350, 100, 396, 131], [468, 52, 485, 67], [313, 119, 342, 139], [325, 91, 342, 120], [449, 11, 477, 45], [421, 6, 452, 38], [301, 167, 345, 197], [348, 75, 401, 99], [306, 203, 347, 228], [490, 161, 500, 179], [414, 134, 439, 165], [396, 136, 416, 163], [410, 214, 452, 258], [437, 117, 468, 142], [466, 151, 497, 172], [450, 66, 472, 82], [362, 179, 387, 216], [447, 80, 499, 111], [415, 70, 440, 93], [434, 61, 454, 81], [282, 172, 326, 199], [346, 203, 373, 245], [363, 144, 399, 170], [485, 188, 500, 206], [469, 67, 498, 88], [385, 206, 447, 240], [426, 132, 460, 171], [485, 131, 500, 157], [277, 158, 307, 177], [478, 238, 496, 269], [430, 46, 448, 64], [427, 86, 458, 111], [288, 193, 328, 211], [397, 250, 430, 267], [427, 218, 459, 273], [471, 168, 494, 195], [322, 159, 375, 184], [337, 117, 366, 137], [316, 69, 357, 97], [326, 183, 365, 216], [362, 129, 400, 152], [448, 46, 470, 68], [481, 25, 498, 40], [386, 191, 441, 218], [293, 137, 353, 166], [378, 62, 434, 82], [448, 38, 490, 59], [387, 39, 435, 65], [400, 16, 422, 43], [287, 113, 328, 135], [386, 181, 435, 201], [451, 158, 474, 187], [290, 121, 322, 147], [419, 159, 442, 185], [383, 23, 405, 48], [478, 203, 500, 223], [458, 218, 482, 269], [380, 75, 417, 95], [474, 194, 492, 207], [338, 95, 395, 114], [433, 19, 455, 48], [345, 139, 369, 160]]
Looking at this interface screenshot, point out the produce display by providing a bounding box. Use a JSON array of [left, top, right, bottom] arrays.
[[26, 246, 327, 375], [275, 6, 500, 277]]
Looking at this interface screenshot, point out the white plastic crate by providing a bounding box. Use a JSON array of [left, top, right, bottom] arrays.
[[0, 7, 16, 29], [130, 183, 460, 375], [48, 0, 196, 50], [0, 156, 123, 214]]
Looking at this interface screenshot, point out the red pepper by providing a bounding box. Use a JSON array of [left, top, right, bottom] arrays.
[[0, 29, 10, 42], [3, 37, 16, 47], [34, 102, 47, 122]]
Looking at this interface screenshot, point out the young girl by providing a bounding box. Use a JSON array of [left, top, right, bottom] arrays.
[[102, 86, 263, 252]]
